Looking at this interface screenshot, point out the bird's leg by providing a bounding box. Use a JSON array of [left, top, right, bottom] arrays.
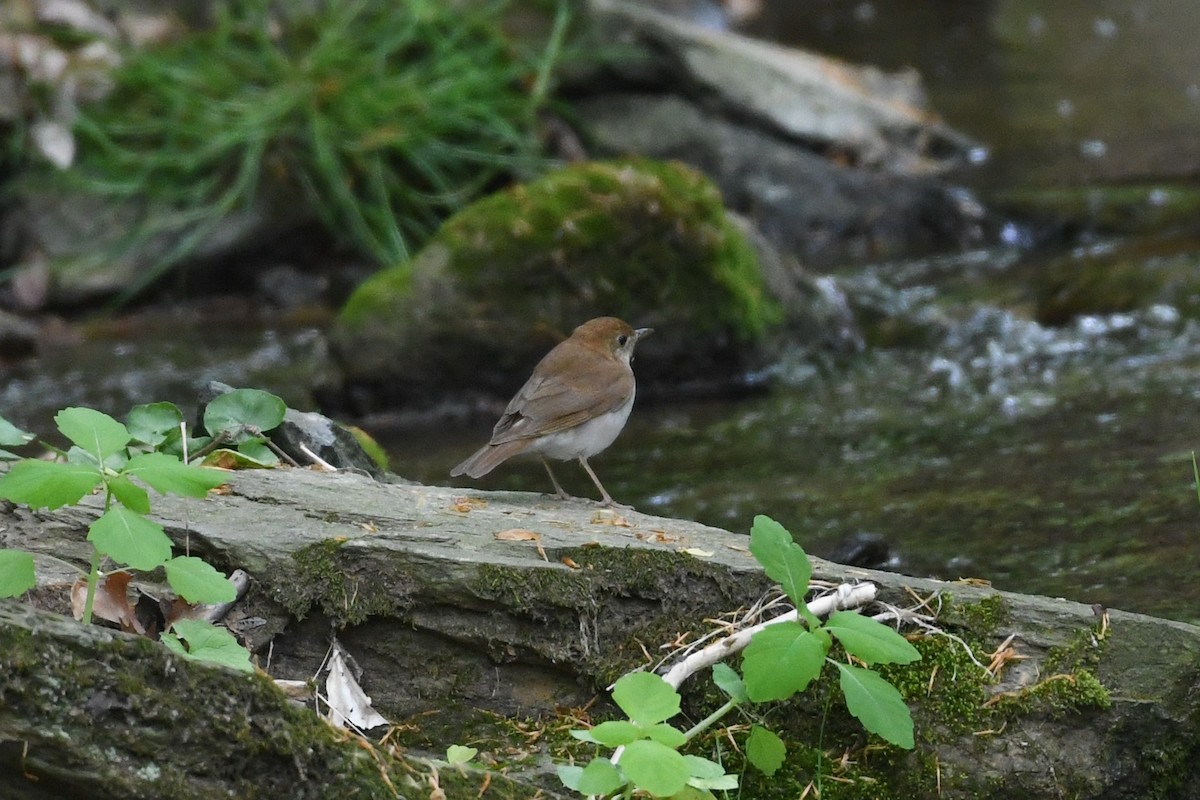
[[541, 458, 572, 500], [577, 456, 623, 507]]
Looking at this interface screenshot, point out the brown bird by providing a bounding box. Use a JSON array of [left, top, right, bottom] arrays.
[[450, 317, 652, 506]]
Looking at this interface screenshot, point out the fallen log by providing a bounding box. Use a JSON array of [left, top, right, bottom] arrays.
[[2, 467, 1198, 798]]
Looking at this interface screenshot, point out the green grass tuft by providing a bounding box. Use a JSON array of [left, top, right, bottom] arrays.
[[59, 0, 561, 300]]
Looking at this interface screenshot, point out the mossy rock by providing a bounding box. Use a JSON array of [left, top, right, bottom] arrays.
[[992, 182, 1200, 238], [1034, 239, 1200, 325], [330, 158, 782, 409]]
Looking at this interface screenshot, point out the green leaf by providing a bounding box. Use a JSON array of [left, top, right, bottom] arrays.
[[682, 754, 726, 779], [0, 459, 103, 509], [162, 618, 253, 672], [556, 764, 583, 791], [127, 402, 184, 446], [743, 623, 827, 702], [124, 452, 227, 497], [236, 438, 279, 465], [687, 773, 738, 791], [834, 662, 915, 749], [198, 448, 276, 469], [158, 428, 211, 461], [644, 723, 687, 748], [88, 506, 173, 570], [445, 744, 477, 766], [165, 555, 236, 604], [588, 720, 641, 747], [0, 417, 35, 448], [825, 611, 922, 666], [612, 671, 682, 726], [561, 758, 624, 795], [670, 787, 718, 800], [711, 662, 748, 704], [204, 389, 286, 442], [0, 549, 36, 597], [161, 633, 186, 657], [749, 515, 811, 608], [746, 725, 786, 776], [65, 445, 127, 471], [619, 739, 690, 797], [55, 407, 131, 460], [107, 474, 151, 514], [552, 767, 580, 791]]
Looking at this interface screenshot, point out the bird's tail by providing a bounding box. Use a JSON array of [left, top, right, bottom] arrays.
[[450, 439, 529, 478]]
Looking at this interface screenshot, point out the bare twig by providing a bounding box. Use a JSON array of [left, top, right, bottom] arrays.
[[299, 443, 337, 471], [659, 582, 878, 689], [199, 569, 251, 623]]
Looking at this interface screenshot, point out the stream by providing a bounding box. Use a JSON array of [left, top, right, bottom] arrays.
[[3, 1, 1199, 624]]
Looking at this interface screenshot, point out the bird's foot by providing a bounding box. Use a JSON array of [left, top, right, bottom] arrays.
[[598, 496, 635, 511]]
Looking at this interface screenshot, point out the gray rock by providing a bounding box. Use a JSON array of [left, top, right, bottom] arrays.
[[572, 0, 987, 266], [585, 0, 975, 171], [577, 93, 985, 267], [0, 309, 38, 360], [197, 380, 383, 477]]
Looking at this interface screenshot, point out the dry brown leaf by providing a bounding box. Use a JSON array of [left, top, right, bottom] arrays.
[[274, 679, 313, 700], [496, 528, 548, 561], [203, 451, 243, 470], [163, 596, 203, 628], [561, 557, 580, 570], [653, 530, 681, 543], [495, 529, 541, 542], [72, 572, 144, 634], [450, 496, 488, 513], [589, 511, 631, 527]]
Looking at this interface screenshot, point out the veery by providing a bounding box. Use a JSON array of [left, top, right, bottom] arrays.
[[450, 317, 652, 506]]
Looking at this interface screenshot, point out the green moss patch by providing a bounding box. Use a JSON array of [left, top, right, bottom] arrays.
[[420, 158, 779, 339], [332, 158, 782, 400], [276, 538, 413, 626]]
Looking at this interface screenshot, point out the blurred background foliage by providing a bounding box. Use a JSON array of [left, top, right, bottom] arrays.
[[54, 0, 567, 296]]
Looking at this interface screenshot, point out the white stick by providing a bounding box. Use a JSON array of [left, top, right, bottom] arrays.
[[660, 582, 878, 689], [299, 443, 337, 471]]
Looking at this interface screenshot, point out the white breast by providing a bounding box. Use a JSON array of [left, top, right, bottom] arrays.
[[526, 393, 635, 461]]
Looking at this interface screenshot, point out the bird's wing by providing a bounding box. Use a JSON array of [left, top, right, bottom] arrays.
[[489, 343, 633, 444]]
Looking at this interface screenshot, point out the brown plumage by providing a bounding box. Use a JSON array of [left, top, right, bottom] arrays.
[[450, 317, 652, 505]]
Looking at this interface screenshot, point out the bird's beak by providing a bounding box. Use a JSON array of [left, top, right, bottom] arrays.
[[634, 327, 653, 340]]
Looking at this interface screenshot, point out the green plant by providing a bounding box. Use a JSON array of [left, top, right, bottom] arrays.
[[0, 405, 250, 671], [193, 389, 289, 466], [559, 515, 920, 798], [57, 0, 567, 300], [444, 744, 478, 767], [560, 671, 738, 798]]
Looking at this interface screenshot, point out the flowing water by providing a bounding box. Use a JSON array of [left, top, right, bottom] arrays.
[[4, 1, 1200, 623]]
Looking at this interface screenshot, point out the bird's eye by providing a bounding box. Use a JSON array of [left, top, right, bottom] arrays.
[[617, 334, 629, 346]]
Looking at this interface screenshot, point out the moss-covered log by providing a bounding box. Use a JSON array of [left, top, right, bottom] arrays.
[[3, 467, 1200, 798], [0, 599, 567, 799]]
